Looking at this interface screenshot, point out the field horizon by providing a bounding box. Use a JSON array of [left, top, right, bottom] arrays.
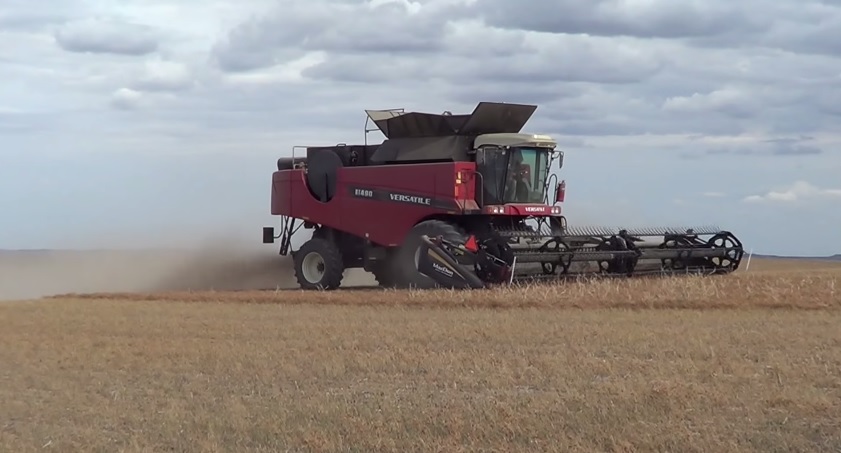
[[2, 243, 841, 303], [3, 247, 840, 260]]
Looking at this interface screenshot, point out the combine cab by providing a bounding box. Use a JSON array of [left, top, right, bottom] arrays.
[[262, 102, 744, 290]]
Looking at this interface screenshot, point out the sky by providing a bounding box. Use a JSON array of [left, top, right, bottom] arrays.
[[1, 0, 840, 255]]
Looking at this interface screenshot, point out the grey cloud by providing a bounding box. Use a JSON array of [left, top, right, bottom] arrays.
[[685, 2, 841, 56], [650, 54, 841, 135], [209, 13, 316, 72], [210, 47, 304, 74], [205, 1, 838, 140], [770, 144, 823, 156], [440, 20, 529, 58], [763, 137, 824, 156], [139, 78, 395, 136], [213, 0, 662, 84], [301, 56, 409, 83], [808, 82, 841, 117], [548, 117, 717, 137], [686, 137, 825, 158], [530, 85, 752, 137], [211, 0, 467, 72], [0, 110, 41, 134], [470, 0, 768, 39], [207, 0, 841, 143], [54, 18, 159, 55], [0, 13, 71, 31], [460, 38, 664, 85], [442, 81, 582, 107], [473, 0, 841, 58], [45, 0, 838, 145], [0, 0, 84, 31], [303, 32, 662, 86]]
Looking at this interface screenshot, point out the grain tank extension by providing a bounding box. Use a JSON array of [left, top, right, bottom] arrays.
[[262, 101, 744, 290]]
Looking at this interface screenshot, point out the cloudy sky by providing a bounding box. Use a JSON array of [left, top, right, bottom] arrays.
[[1, 0, 840, 255]]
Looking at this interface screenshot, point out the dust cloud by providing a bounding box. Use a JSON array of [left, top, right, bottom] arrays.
[[0, 234, 377, 301]]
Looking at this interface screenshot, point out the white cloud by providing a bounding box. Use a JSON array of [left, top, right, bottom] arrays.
[[110, 88, 144, 110], [132, 58, 193, 91], [743, 181, 841, 203], [662, 87, 756, 117]]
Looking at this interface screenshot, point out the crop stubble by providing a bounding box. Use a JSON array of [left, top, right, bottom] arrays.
[[1, 260, 840, 452]]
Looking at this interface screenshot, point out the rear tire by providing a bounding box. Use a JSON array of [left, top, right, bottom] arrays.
[[370, 262, 396, 288], [391, 219, 470, 289], [293, 237, 344, 290]]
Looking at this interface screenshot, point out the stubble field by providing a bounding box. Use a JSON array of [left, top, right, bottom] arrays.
[[1, 257, 841, 452]]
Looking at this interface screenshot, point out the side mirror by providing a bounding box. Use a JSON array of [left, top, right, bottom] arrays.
[[554, 180, 566, 203]]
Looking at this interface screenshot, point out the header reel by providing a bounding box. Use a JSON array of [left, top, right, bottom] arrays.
[[415, 224, 745, 290]]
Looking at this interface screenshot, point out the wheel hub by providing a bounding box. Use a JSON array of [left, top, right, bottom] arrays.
[[301, 252, 325, 283]]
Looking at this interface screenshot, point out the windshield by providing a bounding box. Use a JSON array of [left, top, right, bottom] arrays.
[[476, 147, 551, 205]]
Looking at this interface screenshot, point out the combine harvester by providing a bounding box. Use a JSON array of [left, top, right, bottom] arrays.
[[262, 102, 744, 290]]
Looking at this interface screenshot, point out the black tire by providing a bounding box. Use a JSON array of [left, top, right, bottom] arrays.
[[370, 262, 395, 288], [369, 251, 398, 288], [293, 237, 344, 290], [391, 219, 470, 289]]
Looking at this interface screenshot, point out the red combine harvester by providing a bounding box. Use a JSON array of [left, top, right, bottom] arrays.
[[262, 102, 744, 290]]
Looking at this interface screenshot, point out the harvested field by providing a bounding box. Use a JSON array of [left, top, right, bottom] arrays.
[[1, 258, 841, 452]]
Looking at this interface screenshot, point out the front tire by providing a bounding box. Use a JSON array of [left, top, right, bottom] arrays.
[[293, 237, 344, 290]]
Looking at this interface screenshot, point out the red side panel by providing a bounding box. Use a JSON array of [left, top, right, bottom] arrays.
[[270, 170, 293, 215], [270, 162, 477, 246]]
